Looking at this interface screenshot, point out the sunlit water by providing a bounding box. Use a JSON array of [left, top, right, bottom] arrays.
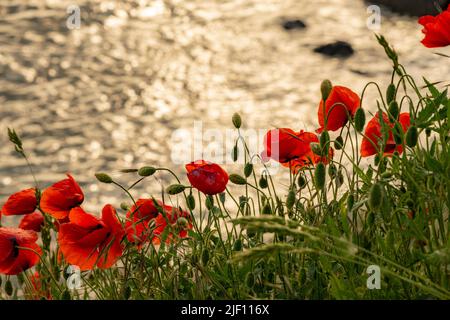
[[1, 0, 449, 213]]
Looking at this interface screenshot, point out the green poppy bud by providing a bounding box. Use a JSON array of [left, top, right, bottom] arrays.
[[406, 126, 418, 148], [186, 193, 196, 210], [314, 163, 326, 190], [244, 163, 253, 177], [233, 239, 243, 251], [166, 184, 186, 195], [386, 83, 396, 105], [321, 79, 333, 101], [286, 189, 296, 209], [232, 145, 239, 162], [259, 176, 268, 189], [388, 101, 399, 121], [95, 173, 113, 184], [393, 122, 404, 145], [328, 163, 337, 179], [320, 131, 330, 153], [229, 174, 247, 185], [262, 203, 272, 215], [138, 166, 156, 177], [369, 183, 383, 211], [347, 194, 355, 212], [120, 202, 130, 211], [354, 108, 366, 132], [334, 136, 344, 150], [205, 195, 214, 210], [5, 279, 13, 296], [310, 142, 323, 156], [232, 112, 242, 129], [297, 174, 307, 189]]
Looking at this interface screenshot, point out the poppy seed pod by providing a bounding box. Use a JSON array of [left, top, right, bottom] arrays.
[[314, 163, 326, 190], [369, 183, 383, 211], [354, 108, 366, 132], [406, 126, 419, 148], [321, 79, 333, 101], [232, 112, 242, 129]]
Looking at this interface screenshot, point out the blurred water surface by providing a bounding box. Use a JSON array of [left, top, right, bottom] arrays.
[[0, 0, 449, 211]]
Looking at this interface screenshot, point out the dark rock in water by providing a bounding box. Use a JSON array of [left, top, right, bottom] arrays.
[[282, 19, 306, 31], [314, 41, 354, 58], [366, 0, 450, 16]]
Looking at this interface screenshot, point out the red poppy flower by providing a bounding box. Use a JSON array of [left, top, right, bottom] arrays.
[[262, 128, 310, 164], [262, 129, 333, 171], [0, 227, 42, 275], [186, 160, 229, 195], [125, 199, 160, 244], [1, 188, 37, 216], [19, 212, 45, 232], [40, 174, 84, 220], [57, 205, 124, 271], [317, 86, 360, 132], [285, 131, 334, 173], [418, 6, 450, 48], [360, 112, 411, 157], [152, 205, 192, 245]]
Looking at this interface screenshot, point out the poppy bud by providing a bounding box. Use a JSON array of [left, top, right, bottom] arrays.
[[95, 173, 113, 184], [393, 122, 404, 145], [406, 126, 418, 148], [219, 192, 226, 204], [120, 202, 130, 211], [320, 79, 333, 101], [369, 183, 383, 211], [388, 101, 399, 121], [262, 203, 272, 215], [310, 142, 323, 156], [244, 163, 253, 177], [386, 83, 396, 105], [138, 166, 156, 177], [245, 272, 255, 288], [232, 145, 239, 162], [229, 174, 247, 185], [354, 108, 366, 132], [334, 136, 344, 150], [320, 130, 330, 153], [425, 128, 431, 137], [314, 163, 326, 190], [232, 113, 242, 129], [201, 249, 210, 265], [298, 174, 307, 189], [186, 193, 196, 210], [328, 163, 337, 179], [381, 172, 393, 180], [166, 184, 186, 195], [205, 195, 214, 210], [120, 169, 138, 173], [347, 194, 355, 212], [233, 239, 243, 251], [259, 176, 268, 189], [5, 279, 13, 296], [286, 189, 296, 209]]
